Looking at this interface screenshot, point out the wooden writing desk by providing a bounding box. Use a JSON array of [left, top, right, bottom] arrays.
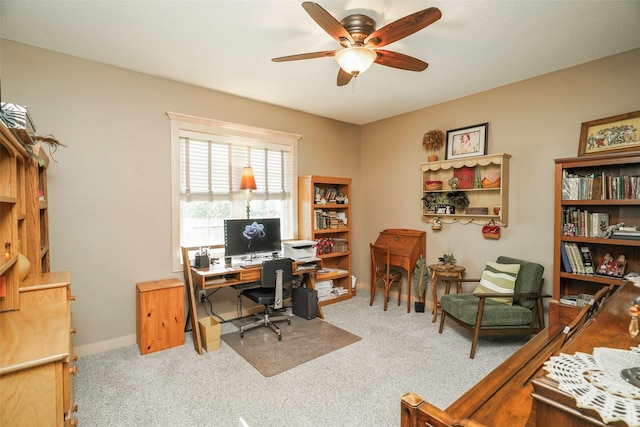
[[186, 260, 321, 353], [373, 229, 426, 312]]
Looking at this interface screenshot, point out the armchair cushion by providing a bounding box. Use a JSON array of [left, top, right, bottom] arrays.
[[473, 262, 520, 305], [440, 294, 533, 327]]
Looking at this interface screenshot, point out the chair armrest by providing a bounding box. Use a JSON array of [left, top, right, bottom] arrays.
[[472, 292, 544, 299], [442, 278, 481, 283]]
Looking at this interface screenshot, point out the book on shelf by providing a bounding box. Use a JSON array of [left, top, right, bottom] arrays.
[[579, 246, 595, 275], [560, 242, 572, 273], [565, 242, 584, 274], [611, 230, 640, 240], [562, 172, 640, 200]]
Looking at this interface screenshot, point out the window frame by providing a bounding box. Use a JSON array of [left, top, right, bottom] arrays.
[[168, 112, 301, 271]]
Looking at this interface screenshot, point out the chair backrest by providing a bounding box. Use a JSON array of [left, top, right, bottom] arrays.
[[370, 244, 392, 278], [496, 256, 544, 309], [261, 258, 293, 289], [261, 257, 293, 310]]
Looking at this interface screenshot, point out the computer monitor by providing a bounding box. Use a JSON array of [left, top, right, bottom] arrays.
[[224, 218, 281, 257]]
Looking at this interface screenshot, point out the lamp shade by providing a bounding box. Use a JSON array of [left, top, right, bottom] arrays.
[[335, 47, 377, 75], [240, 166, 257, 190]]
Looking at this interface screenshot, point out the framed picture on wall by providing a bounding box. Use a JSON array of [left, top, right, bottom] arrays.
[[578, 110, 640, 156], [445, 123, 488, 160]]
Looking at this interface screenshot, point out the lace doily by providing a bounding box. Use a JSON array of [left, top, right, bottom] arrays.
[[543, 346, 640, 426]]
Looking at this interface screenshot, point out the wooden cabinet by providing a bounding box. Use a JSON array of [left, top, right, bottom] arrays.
[[298, 175, 352, 306], [420, 153, 510, 226], [551, 152, 640, 325], [1, 122, 30, 312], [1, 271, 77, 427], [25, 154, 50, 274], [136, 278, 185, 355]]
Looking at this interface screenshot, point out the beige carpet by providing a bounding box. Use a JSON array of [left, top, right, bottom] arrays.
[[221, 316, 361, 377]]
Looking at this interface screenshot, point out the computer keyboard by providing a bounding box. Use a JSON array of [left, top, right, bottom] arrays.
[[239, 259, 264, 268]]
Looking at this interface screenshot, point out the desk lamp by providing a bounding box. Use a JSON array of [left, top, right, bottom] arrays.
[[240, 166, 257, 219]]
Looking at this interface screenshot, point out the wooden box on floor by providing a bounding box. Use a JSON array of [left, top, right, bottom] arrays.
[[198, 316, 221, 352], [136, 278, 185, 355]]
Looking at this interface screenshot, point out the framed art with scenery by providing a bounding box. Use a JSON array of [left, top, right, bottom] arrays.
[[578, 110, 640, 156], [445, 123, 488, 160]]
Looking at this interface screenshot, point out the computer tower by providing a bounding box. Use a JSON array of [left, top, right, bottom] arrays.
[[292, 286, 318, 320]]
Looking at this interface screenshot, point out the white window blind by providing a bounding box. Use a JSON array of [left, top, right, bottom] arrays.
[[168, 112, 301, 271]]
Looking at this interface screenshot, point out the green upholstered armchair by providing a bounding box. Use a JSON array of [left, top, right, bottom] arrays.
[[438, 256, 547, 359]]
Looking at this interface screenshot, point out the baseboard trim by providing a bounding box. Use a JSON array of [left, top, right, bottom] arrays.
[[74, 333, 137, 357]]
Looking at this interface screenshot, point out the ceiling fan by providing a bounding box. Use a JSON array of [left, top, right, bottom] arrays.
[[272, 2, 442, 86]]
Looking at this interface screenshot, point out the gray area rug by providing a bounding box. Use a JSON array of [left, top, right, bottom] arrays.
[[221, 316, 361, 377]]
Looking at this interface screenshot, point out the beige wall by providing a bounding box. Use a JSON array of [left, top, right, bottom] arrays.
[[2, 40, 361, 350], [2, 38, 639, 351], [358, 48, 640, 298]]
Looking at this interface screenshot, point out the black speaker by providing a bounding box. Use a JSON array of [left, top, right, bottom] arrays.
[[292, 286, 318, 320]]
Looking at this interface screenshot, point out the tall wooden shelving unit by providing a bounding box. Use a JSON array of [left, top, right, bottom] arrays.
[[0, 120, 78, 426], [298, 175, 352, 306], [551, 152, 640, 326]]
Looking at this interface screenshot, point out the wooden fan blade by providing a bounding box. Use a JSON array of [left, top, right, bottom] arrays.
[[302, 2, 354, 45], [337, 68, 353, 86], [374, 50, 428, 71], [365, 7, 441, 48], [272, 51, 336, 62]]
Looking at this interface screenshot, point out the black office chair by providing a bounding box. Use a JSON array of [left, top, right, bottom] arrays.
[[240, 257, 293, 340]]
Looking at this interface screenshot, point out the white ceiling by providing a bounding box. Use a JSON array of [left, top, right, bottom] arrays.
[[2, 1, 639, 125]]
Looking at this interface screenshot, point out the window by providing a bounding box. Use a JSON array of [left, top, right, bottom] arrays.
[[168, 112, 301, 271]]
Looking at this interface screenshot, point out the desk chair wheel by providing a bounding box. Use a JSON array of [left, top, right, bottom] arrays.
[[278, 334, 282, 341], [240, 331, 244, 338]]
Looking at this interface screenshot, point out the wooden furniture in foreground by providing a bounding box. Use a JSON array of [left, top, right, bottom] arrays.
[[298, 175, 352, 306], [136, 278, 185, 355], [184, 252, 321, 354], [1, 271, 77, 427], [373, 228, 426, 313], [369, 243, 403, 311], [552, 152, 640, 326], [428, 263, 465, 322], [401, 281, 637, 427], [421, 153, 510, 226]]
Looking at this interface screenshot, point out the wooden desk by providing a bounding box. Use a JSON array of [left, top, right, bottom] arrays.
[[373, 229, 426, 313], [428, 264, 465, 322], [400, 281, 637, 427], [186, 260, 322, 353]]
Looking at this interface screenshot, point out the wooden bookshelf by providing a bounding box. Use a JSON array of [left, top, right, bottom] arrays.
[[298, 175, 352, 306]]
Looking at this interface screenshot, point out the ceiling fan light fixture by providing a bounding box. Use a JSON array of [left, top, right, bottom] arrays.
[[335, 47, 377, 75]]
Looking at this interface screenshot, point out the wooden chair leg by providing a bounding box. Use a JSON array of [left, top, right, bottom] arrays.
[[397, 280, 402, 307], [370, 278, 376, 306], [439, 310, 446, 333], [384, 280, 389, 311]]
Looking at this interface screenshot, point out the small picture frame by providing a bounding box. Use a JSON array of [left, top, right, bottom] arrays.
[[445, 123, 488, 160], [578, 110, 640, 156]]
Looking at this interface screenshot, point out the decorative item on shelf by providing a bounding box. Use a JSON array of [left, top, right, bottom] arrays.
[[446, 191, 469, 211], [423, 129, 445, 162], [315, 237, 333, 255], [438, 252, 456, 266], [482, 220, 501, 240], [4, 242, 10, 259], [453, 166, 475, 189], [480, 172, 500, 188], [466, 207, 489, 215], [432, 217, 443, 231], [493, 206, 501, 216], [421, 192, 438, 212], [425, 180, 443, 191], [413, 256, 429, 313], [596, 253, 627, 277], [16, 240, 30, 280], [448, 176, 460, 189]]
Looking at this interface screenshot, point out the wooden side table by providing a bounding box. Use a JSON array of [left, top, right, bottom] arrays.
[[429, 264, 465, 323]]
